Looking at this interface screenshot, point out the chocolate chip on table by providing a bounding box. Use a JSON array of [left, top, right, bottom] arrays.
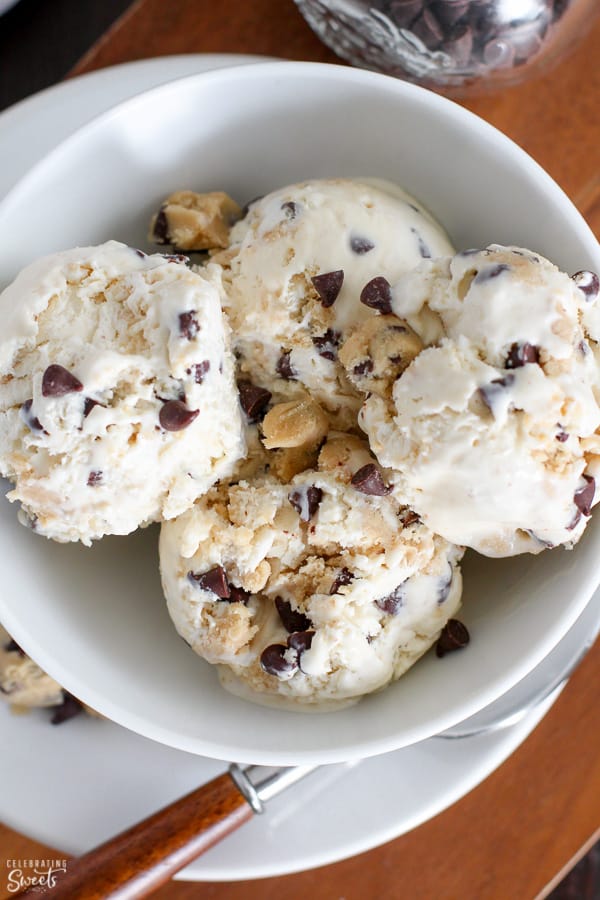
[[237, 379, 272, 420], [152, 207, 170, 244], [260, 643, 298, 678], [350, 235, 375, 255], [351, 463, 392, 496], [360, 276, 393, 314], [475, 264, 510, 283], [281, 201, 299, 220], [42, 364, 83, 398], [51, 692, 84, 725], [188, 565, 231, 599], [276, 350, 297, 380], [159, 399, 199, 431], [87, 470, 102, 487], [179, 311, 200, 340], [375, 583, 406, 615], [436, 619, 470, 658], [20, 399, 42, 431], [312, 329, 341, 361], [505, 342, 540, 369], [275, 596, 312, 633], [330, 567, 354, 594], [311, 270, 344, 308], [574, 475, 595, 517], [411, 227, 432, 259], [572, 270, 599, 301], [288, 485, 323, 522], [187, 361, 211, 384], [4, 638, 24, 656]]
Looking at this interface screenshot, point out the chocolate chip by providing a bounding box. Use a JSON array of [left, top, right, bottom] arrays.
[[237, 380, 272, 420], [574, 475, 595, 517], [287, 630, 315, 655], [188, 565, 231, 599], [159, 399, 199, 431], [83, 397, 101, 417], [475, 264, 510, 283], [288, 485, 323, 522], [276, 350, 297, 380], [478, 374, 515, 412], [412, 9, 444, 49], [436, 619, 470, 658], [400, 508, 420, 527], [228, 585, 250, 604], [411, 227, 432, 259], [20, 399, 42, 431], [275, 596, 312, 633], [312, 329, 341, 361], [41, 364, 83, 398], [162, 253, 189, 264], [360, 276, 393, 314], [556, 428, 569, 443], [4, 639, 24, 656], [353, 359, 374, 376], [311, 270, 344, 308], [505, 342, 540, 369], [87, 470, 102, 487], [289, 630, 315, 672], [179, 311, 200, 340], [281, 201, 299, 220], [351, 463, 392, 496], [566, 511, 582, 532], [572, 270, 599, 301], [133, 248, 147, 258], [330, 567, 354, 594], [350, 235, 375, 255], [187, 360, 210, 384], [437, 565, 453, 604], [241, 195, 264, 218], [51, 692, 83, 725], [260, 643, 298, 678], [375, 583, 406, 615], [152, 207, 170, 244]]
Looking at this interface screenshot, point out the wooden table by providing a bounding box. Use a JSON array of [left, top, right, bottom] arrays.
[[1, 2, 599, 898]]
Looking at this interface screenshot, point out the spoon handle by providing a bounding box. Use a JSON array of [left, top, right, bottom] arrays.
[[15, 772, 253, 899]]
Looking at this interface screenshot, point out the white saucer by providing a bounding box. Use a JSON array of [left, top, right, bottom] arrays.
[[0, 55, 597, 881]]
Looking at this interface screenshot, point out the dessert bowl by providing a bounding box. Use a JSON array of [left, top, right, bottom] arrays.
[[0, 60, 598, 765]]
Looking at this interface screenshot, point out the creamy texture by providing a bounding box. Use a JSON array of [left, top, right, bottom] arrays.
[[357, 246, 600, 556], [0, 242, 245, 543], [219, 179, 454, 430], [160, 435, 463, 704]]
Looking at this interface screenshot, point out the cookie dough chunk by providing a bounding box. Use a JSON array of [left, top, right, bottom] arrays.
[[160, 435, 463, 705], [361, 245, 600, 556], [220, 178, 454, 431], [149, 190, 242, 251], [0, 242, 245, 543], [339, 314, 424, 397]]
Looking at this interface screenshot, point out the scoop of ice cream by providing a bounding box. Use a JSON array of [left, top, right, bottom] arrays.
[[353, 246, 600, 556], [159, 433, 463, 706], [219, 178, 454, 431], [0, 241, 245, 544]]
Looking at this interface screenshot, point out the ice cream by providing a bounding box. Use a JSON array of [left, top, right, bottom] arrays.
[[0, 241, 245, 544], [348, 245, 600, 556], [217, 178, 454, 431], [0, 625, 86, 723], [160, 432, 463, 705]]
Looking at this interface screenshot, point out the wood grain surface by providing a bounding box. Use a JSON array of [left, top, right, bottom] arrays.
[[1, 1, 599, 898]]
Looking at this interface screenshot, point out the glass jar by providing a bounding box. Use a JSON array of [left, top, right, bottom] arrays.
[[294, 0, 599, 94]]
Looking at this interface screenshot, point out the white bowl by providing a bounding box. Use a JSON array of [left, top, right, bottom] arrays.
[[0, 61, 598, 765]]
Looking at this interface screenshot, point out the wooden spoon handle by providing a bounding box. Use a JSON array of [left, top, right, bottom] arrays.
[[15, 771, 253, 899]]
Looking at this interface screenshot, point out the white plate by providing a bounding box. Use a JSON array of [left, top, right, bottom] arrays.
[[0, 57, 597, 880]]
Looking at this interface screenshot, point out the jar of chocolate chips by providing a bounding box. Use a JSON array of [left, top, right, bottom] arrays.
[[295, 0, 599, 92]]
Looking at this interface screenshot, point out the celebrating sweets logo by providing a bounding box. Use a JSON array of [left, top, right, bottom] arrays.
[[5, 859, 67, 892]]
